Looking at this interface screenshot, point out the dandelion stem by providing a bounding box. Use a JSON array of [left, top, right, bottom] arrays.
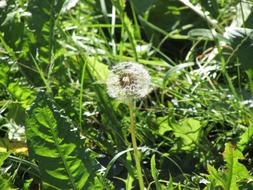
[[129, 102, 145, 190]]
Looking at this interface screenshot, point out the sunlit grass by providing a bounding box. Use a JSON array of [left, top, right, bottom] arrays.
[[0, 0, 253, 189]]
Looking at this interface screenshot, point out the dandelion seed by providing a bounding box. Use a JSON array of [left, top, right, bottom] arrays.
[[106, 61, 151, 101]]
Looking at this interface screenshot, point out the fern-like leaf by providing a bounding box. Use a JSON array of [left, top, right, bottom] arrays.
[[26, 93, 101, 190]]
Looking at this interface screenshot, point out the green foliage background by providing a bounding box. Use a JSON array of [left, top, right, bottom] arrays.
[[1, 0, 253, 189]]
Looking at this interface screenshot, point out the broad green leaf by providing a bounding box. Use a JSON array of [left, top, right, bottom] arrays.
[[207, 143, 251, 190], [224, 27, 253, 71], [172, 118, 202, 151], [24, 179, 33, 190], [166, 175, 173, 190], [230, 1, 253, 28], [0, 175, 16, 190], [237, 122, 253, 151], [87, 57, 108, 82], [157, 116, 172, 136], [11, 0, 66, 86], [26, 93, 101, 190], [0, 152, 9, 167], [223, 143, 250, 190], [0, 63, 9, 87], [207, 164, 225, 189], [7, 83, 35, 109]]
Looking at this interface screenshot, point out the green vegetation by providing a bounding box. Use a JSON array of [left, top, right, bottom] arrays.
[[1, 0, 253, 189]]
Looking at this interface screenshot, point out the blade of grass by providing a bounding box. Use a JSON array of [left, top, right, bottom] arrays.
[[79, 58, 88, 134]]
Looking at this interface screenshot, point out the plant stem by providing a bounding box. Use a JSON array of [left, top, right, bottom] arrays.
[[129, 102, 145, 190]]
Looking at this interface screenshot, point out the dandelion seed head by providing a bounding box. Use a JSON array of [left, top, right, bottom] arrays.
[[106, 61, 151, 101]]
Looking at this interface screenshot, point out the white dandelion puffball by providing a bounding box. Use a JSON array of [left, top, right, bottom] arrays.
[[106, 61, 151, 101]]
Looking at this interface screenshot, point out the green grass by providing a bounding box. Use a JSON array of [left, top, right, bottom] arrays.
[[1, 0, 253, 189]]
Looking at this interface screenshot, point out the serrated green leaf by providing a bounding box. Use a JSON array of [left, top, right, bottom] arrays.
[[207, 164, 225, 189], [7, 83, 35, 109], [0, 63, 9, 87], [26, 93, 101, 190], [207, 143, 251, 190], [223, 143, 250, 190]]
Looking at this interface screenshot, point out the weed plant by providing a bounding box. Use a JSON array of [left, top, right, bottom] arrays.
[[1, 0, 253, 189]]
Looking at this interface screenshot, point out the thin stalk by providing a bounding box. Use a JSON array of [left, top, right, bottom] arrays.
[[246, 70, 253, 96], [129, 102, 145, 190], [79, 58, 88, 134], [30, 53, 52, 94], [47, 0, 56, 87]]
